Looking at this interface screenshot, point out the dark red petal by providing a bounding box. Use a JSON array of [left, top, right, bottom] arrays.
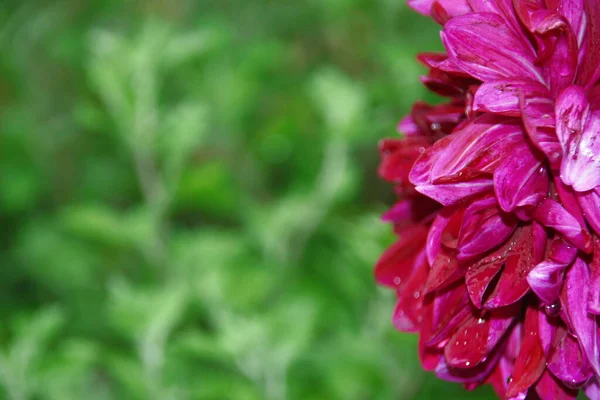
[[374, 225, 428, 287], [427, 283, 471, 346], [444, 305, 517, 369], [425, 247, 463, 293], [393, 256, 429, 332], [419, 295, 443, 371], [484, 225, 540, 308], [507, 305, 546, 397]]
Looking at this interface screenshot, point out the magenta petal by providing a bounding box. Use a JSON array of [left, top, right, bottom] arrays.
[[538, 310, 558, 358], [587, 237, 600, 314], [533, 198, 592, 252], [554, 85, 590, 151], [549, 0, 586, 45], [584, 380, 600, 400], [397, 115, 420, 136], [409, 122, 501, 205], [408, 0, 471, 18], [426, 210, 452, 266], [429, 115, 522, 181], [578, 189, 600, 236], [473, 80, 551, 116], [554, 177, 586, 227], [561, 111, 600, 192], [577, 0, 600, 88], [535, 371, 578, 400], [560, 257, 600, 377], [442, 12, 542, 82], [547, 326, 593, 388], [527, 238, 577, 305], [456, 195, 517, 261], [520, 96, 562, 168], [493, 138, 548, 215]]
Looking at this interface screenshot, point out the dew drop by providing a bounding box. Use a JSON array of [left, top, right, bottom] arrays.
[[477, 318, 485, 324], [465, 361, 471, 367], [507, 376, 513, 384], [413, 291, 420, 299], [431, 122, 441, 132], [544, 301, 561, 317], [393, 277, 401, 285]]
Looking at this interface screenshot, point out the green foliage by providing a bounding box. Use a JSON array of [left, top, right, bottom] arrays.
[[0, 1, 494, 399]]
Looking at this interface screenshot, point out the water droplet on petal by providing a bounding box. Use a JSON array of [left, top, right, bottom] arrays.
[[393, 277, 401, 285], [544, 301, 561, 317], [413, 291, 420, 299]]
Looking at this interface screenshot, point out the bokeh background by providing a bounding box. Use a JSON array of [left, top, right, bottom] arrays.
[[0, 1, 495, 399]]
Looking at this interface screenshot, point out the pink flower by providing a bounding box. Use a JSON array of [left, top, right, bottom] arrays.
[[376, 1, 600, 398]]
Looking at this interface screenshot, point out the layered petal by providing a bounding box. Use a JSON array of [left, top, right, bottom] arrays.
[[442, 12, 543, 82], [493, 137, 548, 216]]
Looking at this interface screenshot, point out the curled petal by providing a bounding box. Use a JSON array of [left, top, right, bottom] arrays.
[[457, 195, 518, 261], [533, 198, 592, 252], [527, 238, 577, 305], [436, 338, 504, 383], [493, 138, 548, 216]]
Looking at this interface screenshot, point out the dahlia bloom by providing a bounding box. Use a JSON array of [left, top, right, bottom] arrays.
[[375, 1, 600, 398]]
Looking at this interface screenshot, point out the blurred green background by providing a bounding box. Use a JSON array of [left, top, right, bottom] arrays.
[[0, 1, 495, 399]]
